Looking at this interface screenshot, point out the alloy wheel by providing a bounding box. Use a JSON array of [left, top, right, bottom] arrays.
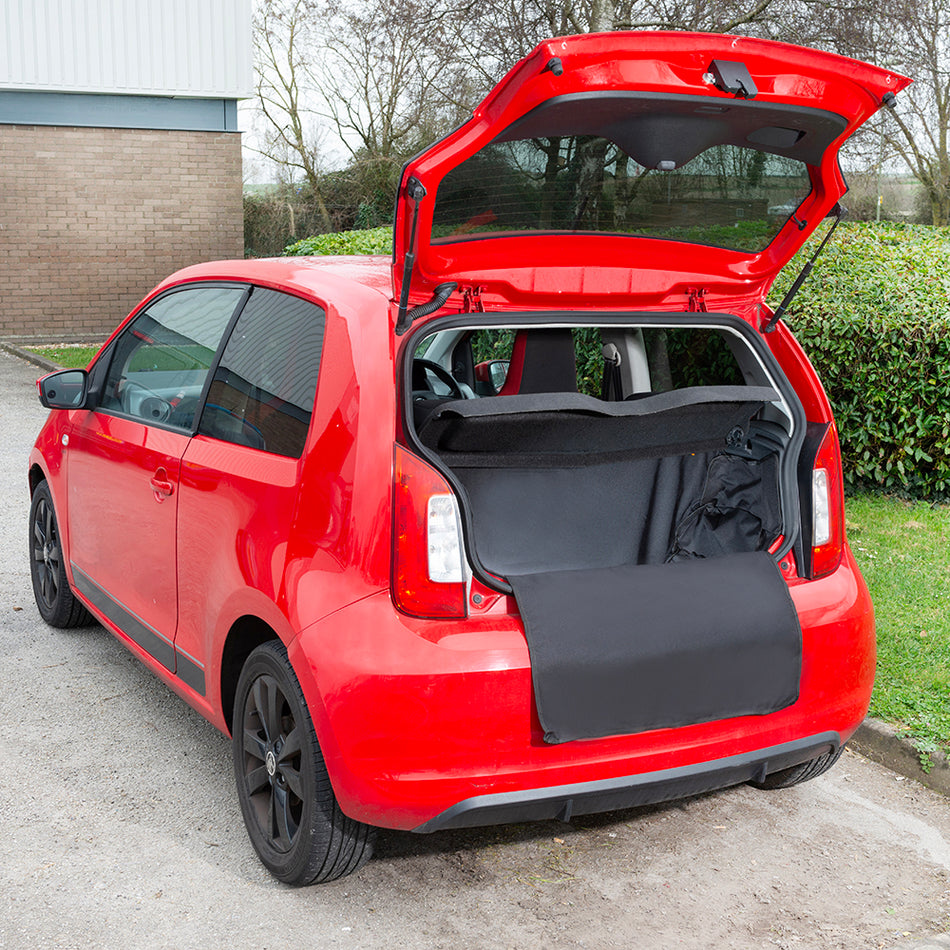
[[239, 673, 305, 853]]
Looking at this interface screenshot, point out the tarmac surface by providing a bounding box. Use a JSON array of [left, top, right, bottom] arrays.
[[2, 346, 949, 950]]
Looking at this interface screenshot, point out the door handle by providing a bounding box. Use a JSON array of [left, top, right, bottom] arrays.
[[150, 469, 174, 499]]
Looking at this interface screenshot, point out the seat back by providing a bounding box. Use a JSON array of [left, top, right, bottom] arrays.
[[498, 329, 578, 396]]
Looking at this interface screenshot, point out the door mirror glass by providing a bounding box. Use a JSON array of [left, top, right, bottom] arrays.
[[37, 369, 88, 409], [488, 360, 509, 392]]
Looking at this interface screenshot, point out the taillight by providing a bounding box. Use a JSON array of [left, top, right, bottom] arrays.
[[392, 444, 467, 618], [810, 423, 845, 578]]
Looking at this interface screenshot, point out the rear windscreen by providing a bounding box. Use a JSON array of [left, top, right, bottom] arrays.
[[433, 137, 811, 253]]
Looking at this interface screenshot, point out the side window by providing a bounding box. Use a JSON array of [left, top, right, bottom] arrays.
[[198, 288, 325, 459], [641, 328, 745, 391], [99, 286, 245, 429]]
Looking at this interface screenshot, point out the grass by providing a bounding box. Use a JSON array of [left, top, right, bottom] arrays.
[[25, 344, 100, 368], [847, 493, 950, 763]]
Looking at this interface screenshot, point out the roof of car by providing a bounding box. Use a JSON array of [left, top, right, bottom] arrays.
[[153, 255, 394, 305]]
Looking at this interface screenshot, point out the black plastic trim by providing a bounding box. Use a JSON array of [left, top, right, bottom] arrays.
[[173, 649, 207, 695], [496, 91, 846, 166], [413, 732, 840, 832], [71, 563, 206, 696], [796, 421, 832, 578]]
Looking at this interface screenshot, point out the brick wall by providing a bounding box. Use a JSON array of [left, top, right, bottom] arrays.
[[0, 125, 243, 341]]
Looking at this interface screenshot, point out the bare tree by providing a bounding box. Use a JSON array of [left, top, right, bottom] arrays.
[[759, 0, 949, 226], [441, 0, 785, 100], [877, 0, 950, 225], [315, 0, 469, 197], [253, 0, 332, 227]]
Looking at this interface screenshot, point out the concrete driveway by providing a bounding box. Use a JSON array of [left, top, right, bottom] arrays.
[[1, 349, 949, 950]]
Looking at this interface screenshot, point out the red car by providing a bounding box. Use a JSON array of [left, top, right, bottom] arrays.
[[29, 32, 907, 885]]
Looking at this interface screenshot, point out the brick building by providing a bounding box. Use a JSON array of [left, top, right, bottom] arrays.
[[0, 0, 252, 341]]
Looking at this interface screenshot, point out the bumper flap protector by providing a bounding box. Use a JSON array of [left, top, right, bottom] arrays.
[[509, 551, 802, 744]]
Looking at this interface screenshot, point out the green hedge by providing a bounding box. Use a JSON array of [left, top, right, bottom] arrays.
[[284, 226, 392, 257], [771, 222, 950, 499]]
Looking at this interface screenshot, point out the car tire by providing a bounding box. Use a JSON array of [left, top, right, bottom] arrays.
[[29, 481, 94, 628], [232, 640, 375, 885], [749, 745, 844, 790]]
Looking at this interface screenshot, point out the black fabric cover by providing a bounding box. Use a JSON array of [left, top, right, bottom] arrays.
[[419, 388, 778, 466], [509, 551, 802, 744], [668, 454, 782, 561], [453, 453, 713, 574]]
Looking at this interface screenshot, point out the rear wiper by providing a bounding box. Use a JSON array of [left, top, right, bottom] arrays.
[[762, 203, 844, 334]]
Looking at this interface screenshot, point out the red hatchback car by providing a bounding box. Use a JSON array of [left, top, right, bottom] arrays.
[[30, 33, 907, 885]]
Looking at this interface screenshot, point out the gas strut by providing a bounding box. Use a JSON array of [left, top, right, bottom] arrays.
[[762, 203, 844, 334], [395, 177, 458, 335]]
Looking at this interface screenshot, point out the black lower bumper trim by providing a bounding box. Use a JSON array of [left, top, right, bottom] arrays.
[[413, 732, 840, 833]]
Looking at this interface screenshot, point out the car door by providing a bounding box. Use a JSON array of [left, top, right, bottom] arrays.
[[175, 286, 326, 694], [66, 284, 246, 674]]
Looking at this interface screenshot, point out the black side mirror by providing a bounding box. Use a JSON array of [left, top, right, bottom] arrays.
[[37, 369, 88, 409]]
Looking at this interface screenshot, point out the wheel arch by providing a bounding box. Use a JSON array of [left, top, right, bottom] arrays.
[[220, 615, 346, 814], [220, 615, 281, 735], [29, 462, 47, 495]]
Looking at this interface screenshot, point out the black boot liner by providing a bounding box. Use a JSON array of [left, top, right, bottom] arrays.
[[509, 552, 801, 743], [418, 388, 803, 743]]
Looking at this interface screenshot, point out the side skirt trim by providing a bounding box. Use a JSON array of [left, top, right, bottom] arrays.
[[71, 563, 206, 696]]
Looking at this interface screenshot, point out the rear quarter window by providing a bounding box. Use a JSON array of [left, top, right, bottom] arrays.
[[642, 327, 745, 390], [198, 288, 325, 458]]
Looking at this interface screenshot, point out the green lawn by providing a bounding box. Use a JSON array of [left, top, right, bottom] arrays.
[[847, 493, 950, 764], [25, 344, 100, 368]]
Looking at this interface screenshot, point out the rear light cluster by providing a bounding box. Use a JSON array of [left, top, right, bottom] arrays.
[[810, 423, 845, 578], [392, 445, 468, 618]]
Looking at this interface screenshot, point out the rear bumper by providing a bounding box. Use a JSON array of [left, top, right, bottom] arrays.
[[414, 732, 839, 832], [290, 548, 872, 831]]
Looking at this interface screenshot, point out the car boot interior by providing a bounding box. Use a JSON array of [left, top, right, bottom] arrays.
[[409, 319, 805, 743], [410, 320, 802, 580]]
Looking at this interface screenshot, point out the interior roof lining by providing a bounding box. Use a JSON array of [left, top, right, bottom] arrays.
[[494, 91, 848, 167]]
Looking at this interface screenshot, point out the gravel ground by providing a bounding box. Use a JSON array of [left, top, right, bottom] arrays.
[[2, 348, 949, 950]]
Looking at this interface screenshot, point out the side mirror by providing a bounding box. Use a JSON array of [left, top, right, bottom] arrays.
[[488, 360, 510, 392], [37, 369, 88, 409], [474, 359, 510, 395]]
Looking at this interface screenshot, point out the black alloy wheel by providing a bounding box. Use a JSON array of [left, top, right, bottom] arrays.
[[29, 481, 93, 628], [232, 641, 375, 885]]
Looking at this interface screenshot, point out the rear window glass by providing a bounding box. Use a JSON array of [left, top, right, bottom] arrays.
[[433, 137, 810, 253]]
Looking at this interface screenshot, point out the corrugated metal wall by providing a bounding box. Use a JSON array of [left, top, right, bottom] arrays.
[[0, 0, 252, 97]]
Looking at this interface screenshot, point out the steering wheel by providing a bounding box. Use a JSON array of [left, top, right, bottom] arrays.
[[120, 379, 171, 422], [412, 359, 464, 400]]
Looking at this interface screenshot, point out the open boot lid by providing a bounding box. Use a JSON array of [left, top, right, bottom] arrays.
[[393, 32, 909, 321]]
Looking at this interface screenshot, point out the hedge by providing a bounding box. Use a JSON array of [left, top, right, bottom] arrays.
[[772, 222, 950, 499], [284, 221, 950, 499], [284, 226, 392, 257]]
